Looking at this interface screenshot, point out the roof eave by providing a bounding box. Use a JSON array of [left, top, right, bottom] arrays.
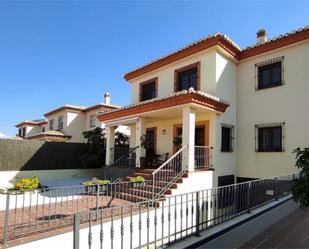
[[97, 92, 229, 122], [124, 35, 240, 82]]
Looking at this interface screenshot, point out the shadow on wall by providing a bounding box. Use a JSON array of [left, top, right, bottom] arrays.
[[0, 139, 89, 172], [0, 139, 103, 186]]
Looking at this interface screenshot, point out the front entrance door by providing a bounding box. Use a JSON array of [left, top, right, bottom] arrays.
[[195, 125, 208, 168], [174, 124, 206, 150], [145, 127, 156, 156], [195, 126, 205, 146]]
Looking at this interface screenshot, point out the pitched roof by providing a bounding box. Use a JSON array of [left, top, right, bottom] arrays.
[[97, 88, 229, 122], [44, 103, 120, 117], [240, 26, 309, 59], [27, 130, 72, 139], [124, 25, 309, 81], [15, 119, 47, 128], [84, 103, 120, 112], [124, 33, 241, 81], [44, 105, 88, 117]]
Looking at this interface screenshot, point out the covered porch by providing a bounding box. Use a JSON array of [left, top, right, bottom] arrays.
[[98, 89, 230, 173]]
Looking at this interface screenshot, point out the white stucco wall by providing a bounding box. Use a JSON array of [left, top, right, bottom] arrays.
[[237, 41, 309, 178], [130, 47, 219, 103], [128, 47, 238, 186], [23, 125, 41, 138], [46, 111, 68, 132], [86, 109, 102, 131], [46, 111, 85, 143], [212, 51, 238, 186], [66, 112, 86, 142]]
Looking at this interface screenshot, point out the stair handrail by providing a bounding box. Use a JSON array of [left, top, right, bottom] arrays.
[[107, 146, 139, 168], [152, 144, 188, 175], [104, 146, 139, 179], [152, 144, 188, 200]]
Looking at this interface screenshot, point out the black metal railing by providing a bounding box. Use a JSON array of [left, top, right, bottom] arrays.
[[194, 146, 213, 170], [0, 180, 154, 245], [72, 173, 296, 249], [152, 145, 187, 200], [104, 146, 138, 179]]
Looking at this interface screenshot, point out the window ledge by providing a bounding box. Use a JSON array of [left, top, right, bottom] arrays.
[[255, 83, 284, 91]]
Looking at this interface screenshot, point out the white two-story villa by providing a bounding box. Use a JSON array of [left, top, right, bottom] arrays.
[[16, 92, 129, 143], [98, 26, 309, 190]]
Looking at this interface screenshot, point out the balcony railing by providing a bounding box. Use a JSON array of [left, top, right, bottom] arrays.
[[194, 146, 212, 170]]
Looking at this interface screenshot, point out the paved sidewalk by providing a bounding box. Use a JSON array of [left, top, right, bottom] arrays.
[[239, 207, 309, 248]]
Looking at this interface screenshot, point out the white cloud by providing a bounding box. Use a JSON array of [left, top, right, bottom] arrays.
[[0, 132, 8, 139]]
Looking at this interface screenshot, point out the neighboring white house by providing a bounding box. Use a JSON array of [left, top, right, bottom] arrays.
[[16, 93, 129, 143], [97, 26, 309, 188]]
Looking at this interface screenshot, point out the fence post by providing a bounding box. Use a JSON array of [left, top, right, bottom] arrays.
[[274, 177, 278, 201], [96, 184, 100, 221], [3, 192, 10, 247], [73, 213, 81, 249], [152, 176, 155, 200], [195, 191, 201, 236], [247, 182, 251, 214]]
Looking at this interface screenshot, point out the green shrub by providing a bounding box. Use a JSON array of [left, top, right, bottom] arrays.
[[82, 178, 111, 186], [292, 147, 309, 208], [15, 177, 40, 191], [130, 176, 145, 183]]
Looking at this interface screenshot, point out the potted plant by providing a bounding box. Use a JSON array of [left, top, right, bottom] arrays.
[[173, 135, 182, 151], [130, 176, 146, 188], [82, 178, 111, 193], [140, 134, 155, 167]]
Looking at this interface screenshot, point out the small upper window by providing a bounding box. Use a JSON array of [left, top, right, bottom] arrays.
[[255, 123, 284, 152], [42, 127, 45, 132], [89, 115, 96, 128], [22, 127, 26, 137], [49, 119, 54, 130], [140, 78, 157, 101], [256, 57, 284, 90], [58, 116, 64, 130], [175, 62, 200, 92], [18, 128, 22, 137], [221, 124, 234, 152]]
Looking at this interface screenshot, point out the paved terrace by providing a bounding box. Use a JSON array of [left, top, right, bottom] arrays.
[[0, 195, 134, 248], [239, 207, 309, 249]]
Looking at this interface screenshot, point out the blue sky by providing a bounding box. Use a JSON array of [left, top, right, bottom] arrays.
[[0, 0, 308, 137]]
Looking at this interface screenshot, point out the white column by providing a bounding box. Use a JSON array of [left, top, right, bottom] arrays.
[[105, 126, 115, 165], [135, 117, 146, 168], [182, 106, 195, 172], [129, 125, 136, 148]]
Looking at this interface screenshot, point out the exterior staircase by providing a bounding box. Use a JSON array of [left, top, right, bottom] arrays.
[[114, 168, 189, 204]]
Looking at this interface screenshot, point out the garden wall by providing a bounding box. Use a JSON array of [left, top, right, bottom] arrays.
[[0, 139, 89, 171], [0, 139, 105, 188]]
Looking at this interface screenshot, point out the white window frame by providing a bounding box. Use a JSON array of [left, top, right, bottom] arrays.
[[58, 116, 64, 131], [89, 114, 96, 128], [49, 119, 54, 130]]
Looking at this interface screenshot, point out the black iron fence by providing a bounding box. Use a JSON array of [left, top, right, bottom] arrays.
[[72, 174, 296, 249], [0, 174, 296, 248], [0, 180, 154, 245], [194, 146, 213, 170]]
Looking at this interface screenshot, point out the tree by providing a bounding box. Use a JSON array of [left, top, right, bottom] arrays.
[[292, 146, 309, 208], [80, 127, 130, 168], [80, 127, 106, 168], [114, 131, 129, 148]]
